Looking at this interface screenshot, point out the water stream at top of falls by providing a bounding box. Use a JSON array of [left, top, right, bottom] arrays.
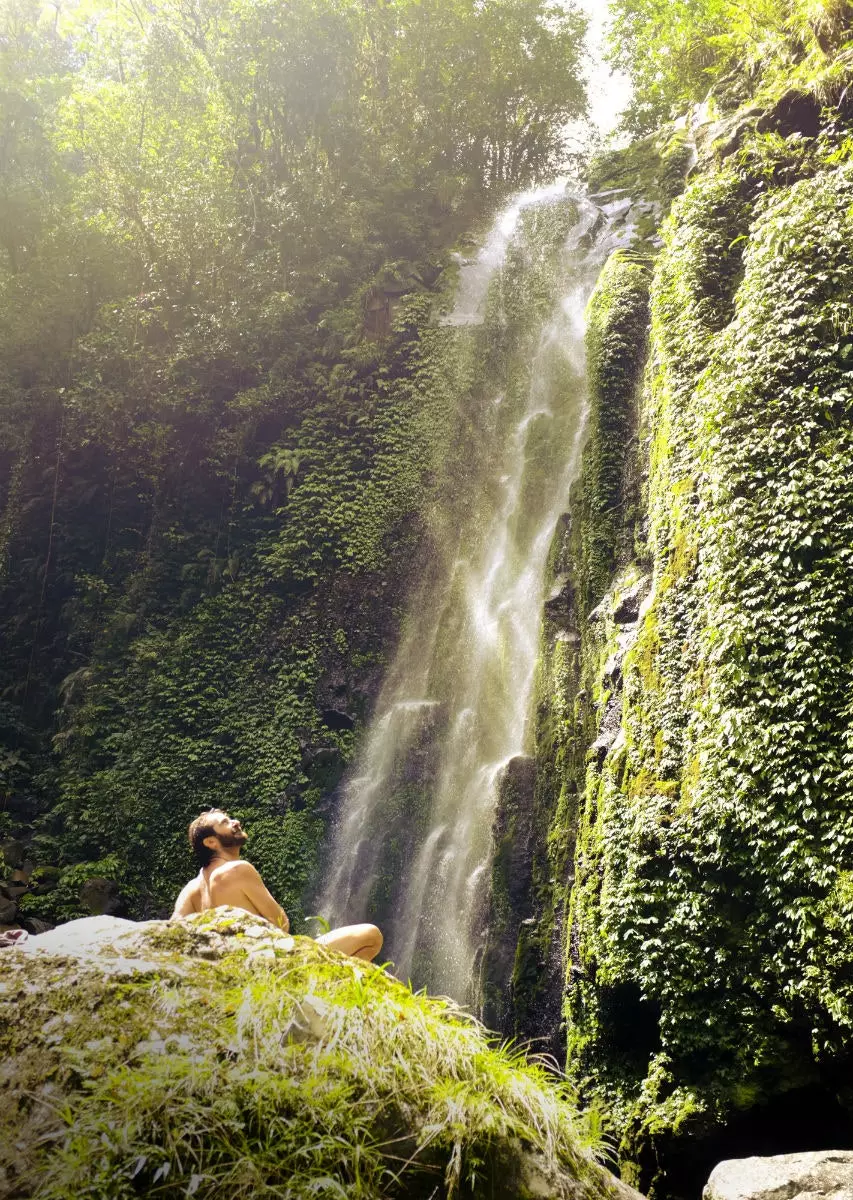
[[320, 184, 635, 1007]]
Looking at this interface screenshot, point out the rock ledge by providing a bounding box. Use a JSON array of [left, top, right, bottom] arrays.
[[2, 908, 641, 1200]]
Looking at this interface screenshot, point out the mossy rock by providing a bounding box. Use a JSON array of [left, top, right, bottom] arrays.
[[0, 908, 642, 1200]]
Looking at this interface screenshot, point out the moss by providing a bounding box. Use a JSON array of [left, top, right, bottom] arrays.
[[580, 252, 653, 617], [658, 131, 695, 204], [0, 910, 630, 1200], [562, 95, 853, 1197]]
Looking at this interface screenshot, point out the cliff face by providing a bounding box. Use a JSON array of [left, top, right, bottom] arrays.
[[529, 84, 853, 1198]]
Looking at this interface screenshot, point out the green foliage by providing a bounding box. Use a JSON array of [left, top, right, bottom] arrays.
[[581, 252, 652, 614], [17, 854, 130, 923], [564, 111, 853, 1190]]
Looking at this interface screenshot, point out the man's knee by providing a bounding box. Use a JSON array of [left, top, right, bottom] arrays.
[[355, 923, 382, 961], [317, 922, 383, 961]]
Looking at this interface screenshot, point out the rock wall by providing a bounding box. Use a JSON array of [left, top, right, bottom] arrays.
[[525, 88, 853, 1199]]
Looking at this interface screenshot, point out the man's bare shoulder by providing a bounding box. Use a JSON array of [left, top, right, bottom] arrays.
[[172, 875, 202, 917], [210, 859, 260, 880]]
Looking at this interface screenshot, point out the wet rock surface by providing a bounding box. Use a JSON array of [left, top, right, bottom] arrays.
[[704, 1151, 853, 1200], [481, 755, 538, 1034], [592, 694, 623, 761], [612, 574, 651, 626], [588, 574, 651, 765]]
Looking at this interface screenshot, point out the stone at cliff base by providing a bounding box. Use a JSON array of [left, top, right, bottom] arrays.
[[1, 908, 644, 1200], [78, 875, 125, 915], [1, 839, 26, 869], [703, 1151, 853, 1200]]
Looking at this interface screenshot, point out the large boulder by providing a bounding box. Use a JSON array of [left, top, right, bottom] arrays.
[[704, 1151, 853, 1200], [1, 908, 643, 1200]]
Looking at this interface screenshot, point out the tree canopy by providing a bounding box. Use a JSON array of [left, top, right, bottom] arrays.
[[607, 0, 853, 131]]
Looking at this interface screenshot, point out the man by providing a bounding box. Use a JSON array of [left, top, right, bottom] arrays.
[[172, 809, 383, 962]]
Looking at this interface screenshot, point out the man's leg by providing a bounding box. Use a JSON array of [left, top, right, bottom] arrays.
[[317, 923, 383, 961]]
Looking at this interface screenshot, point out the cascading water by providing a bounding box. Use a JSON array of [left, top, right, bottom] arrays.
[[321, 183, 635, 1007]]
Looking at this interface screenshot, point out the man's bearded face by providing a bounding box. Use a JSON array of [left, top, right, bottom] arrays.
[[212, 814, 248, 850], [216, 829, 248, 849]]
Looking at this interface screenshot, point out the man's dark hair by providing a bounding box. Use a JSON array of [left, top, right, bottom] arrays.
[[188, 810, 224, 868]]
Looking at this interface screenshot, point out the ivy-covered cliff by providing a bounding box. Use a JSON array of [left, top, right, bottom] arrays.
[[523, 3, 853, 1195]]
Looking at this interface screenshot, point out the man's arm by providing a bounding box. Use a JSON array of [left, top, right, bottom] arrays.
[[235, 861, 290, 932], [172, 878, 201, 918]]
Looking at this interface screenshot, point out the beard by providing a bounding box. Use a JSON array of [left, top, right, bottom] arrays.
[[217, 830, 248, 850]]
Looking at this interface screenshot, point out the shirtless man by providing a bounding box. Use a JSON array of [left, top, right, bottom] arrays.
[[171, 809, 383, 962]]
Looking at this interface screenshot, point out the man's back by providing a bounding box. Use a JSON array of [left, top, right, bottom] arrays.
[[172, 859, 289, 929], [204, 860, 265, 915]]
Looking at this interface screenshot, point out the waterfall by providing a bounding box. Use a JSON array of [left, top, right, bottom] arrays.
[[321, 183, 635, 1006]]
